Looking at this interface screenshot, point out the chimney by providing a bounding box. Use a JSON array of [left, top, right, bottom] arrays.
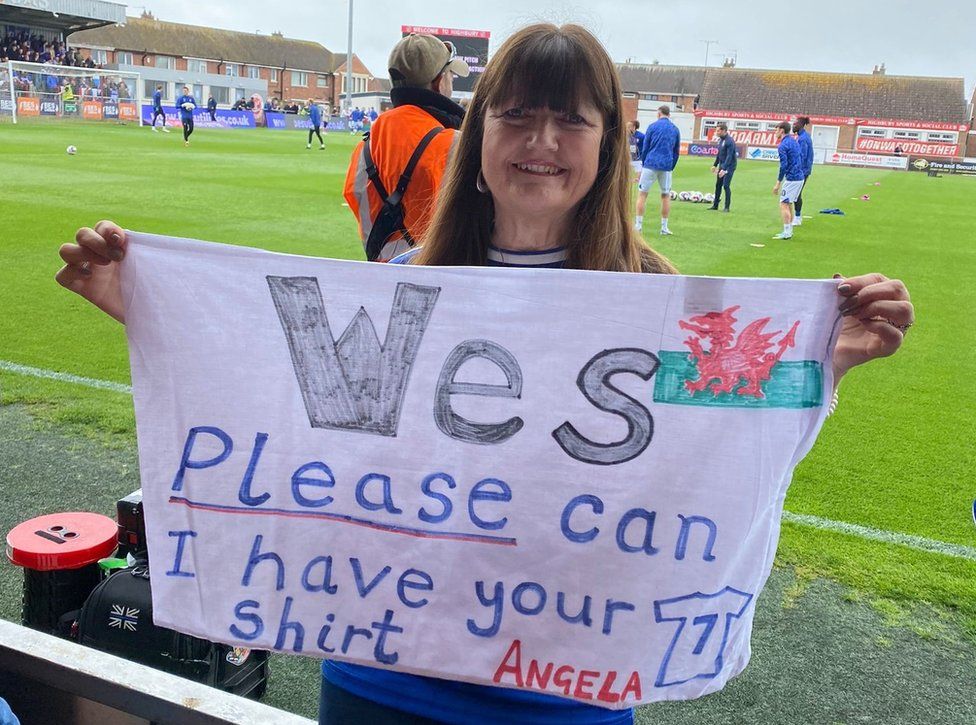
[[140, 10, 154, 19], [872, 63, 886, 75], [722, 56, 736, 68]]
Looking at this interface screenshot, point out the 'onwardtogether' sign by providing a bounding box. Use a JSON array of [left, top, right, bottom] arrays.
[[122, 232, 839, 707]]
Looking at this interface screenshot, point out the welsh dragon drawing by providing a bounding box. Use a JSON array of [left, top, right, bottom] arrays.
[[679, 306, 800, 398]]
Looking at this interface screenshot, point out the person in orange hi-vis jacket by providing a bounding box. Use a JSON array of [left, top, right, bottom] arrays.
[[343, 33, 468, 261]]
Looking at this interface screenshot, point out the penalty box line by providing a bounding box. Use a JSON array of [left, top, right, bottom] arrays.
[[4, 359, 975, 562]]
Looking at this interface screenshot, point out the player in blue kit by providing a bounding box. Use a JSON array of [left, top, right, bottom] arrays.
[[635, 106, 681, 235], [175, 85, 196, 147], [772, 120, 804, 240], [792, 116, 814, 227], [306, 99, 325, 150], [150, 84, 169, 132]]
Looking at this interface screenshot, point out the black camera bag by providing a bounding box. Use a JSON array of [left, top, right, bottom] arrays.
[[76, 564, 268, 699]]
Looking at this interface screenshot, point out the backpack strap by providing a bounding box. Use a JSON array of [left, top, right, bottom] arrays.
[[363, 126, 445, 261]]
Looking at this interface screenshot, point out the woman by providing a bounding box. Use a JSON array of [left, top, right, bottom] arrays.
[[57, 23, 913, 725]]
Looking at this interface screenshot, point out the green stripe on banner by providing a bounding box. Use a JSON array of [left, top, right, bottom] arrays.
[[653, 350, 823, 408]]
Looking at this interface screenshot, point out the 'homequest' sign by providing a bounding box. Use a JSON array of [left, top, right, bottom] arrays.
[[122, 232, 839, 708]]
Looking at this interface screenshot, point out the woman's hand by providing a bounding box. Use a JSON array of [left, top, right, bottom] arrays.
[[832, 273, 914, 381], [56, 220, 127, 324]]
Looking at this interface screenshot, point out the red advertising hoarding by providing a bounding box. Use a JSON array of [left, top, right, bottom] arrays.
[[855, 138, 959, 157], [16, 96, 39, 116], [82, 100, 102, 119]]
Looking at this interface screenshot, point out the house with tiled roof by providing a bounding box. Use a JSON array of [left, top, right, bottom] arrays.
[[68, 14, 347, 110], [695, 66, 969, 159], [618, 61, 970, 161]]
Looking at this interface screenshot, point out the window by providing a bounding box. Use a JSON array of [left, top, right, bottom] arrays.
[[317, 74, 328, 88], [117, 51, 133, 65], [235, 87, 246, 101], [225, 64, 239, 77], [144, 80, 171, 100], [291, 71, 308, 86], [210, 86, 229, 104], [734, 121, 761, 131], [248, 66, 260, 79], [857, 127, 887, 138], [926, 131, 957, 144], [91, 49, 108, 65], [764, 122, 782, 131], [188, 59, 208, 74], [892, 130, 921, 140], [155, 55, 175, 70], [270, 69, 278, 82]]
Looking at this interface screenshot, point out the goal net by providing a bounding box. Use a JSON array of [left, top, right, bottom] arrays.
[[4, 61, 142, 125]]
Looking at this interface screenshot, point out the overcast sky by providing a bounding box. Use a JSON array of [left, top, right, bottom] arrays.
[[137, 0, 975, 99]]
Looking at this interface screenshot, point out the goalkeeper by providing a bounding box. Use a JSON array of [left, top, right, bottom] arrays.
[[176, 85, 197, 147]]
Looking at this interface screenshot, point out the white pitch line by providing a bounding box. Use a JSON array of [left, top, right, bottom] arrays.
[[3, 360, 975, 562], [0, 360, 132, 394], [782, 512, 976, 562]]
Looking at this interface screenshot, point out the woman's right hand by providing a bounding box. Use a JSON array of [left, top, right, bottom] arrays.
[[56, 220, 127, 324]]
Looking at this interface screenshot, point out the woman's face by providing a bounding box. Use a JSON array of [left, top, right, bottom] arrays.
[[481, 96, 605, 224]]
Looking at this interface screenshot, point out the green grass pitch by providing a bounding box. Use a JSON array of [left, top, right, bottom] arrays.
[[0, 120, 973, 719]]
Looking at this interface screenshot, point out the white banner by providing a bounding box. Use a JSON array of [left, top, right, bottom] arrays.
[[123, 232, 839, 708], [828, 152, 909, 169]]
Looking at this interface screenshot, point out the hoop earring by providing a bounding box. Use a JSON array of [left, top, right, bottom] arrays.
[[476, 169, 489, 194]]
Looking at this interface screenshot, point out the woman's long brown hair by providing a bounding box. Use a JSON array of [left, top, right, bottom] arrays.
[[414, 23, 676, 275]]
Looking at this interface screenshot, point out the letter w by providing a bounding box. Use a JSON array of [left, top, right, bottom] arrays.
[[267, 277, 440, 436]]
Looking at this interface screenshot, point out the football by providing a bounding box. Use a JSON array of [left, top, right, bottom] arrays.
[[678, 191, 691, 201], [66, 145, 77, 155], [690, 192, 703, 203]]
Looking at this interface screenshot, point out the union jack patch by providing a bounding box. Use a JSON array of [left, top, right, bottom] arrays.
[[108, 604, 140, 632]]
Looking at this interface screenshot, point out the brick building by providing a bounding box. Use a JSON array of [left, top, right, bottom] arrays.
[[618, 62, 970, 161], [617, 64, 704, 137], [67, 14, 375, 111]]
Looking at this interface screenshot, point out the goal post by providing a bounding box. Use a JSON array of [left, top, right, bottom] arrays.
[[6, 61, 142, 126]]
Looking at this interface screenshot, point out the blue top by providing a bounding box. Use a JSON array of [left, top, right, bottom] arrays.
[[796, 129, 814, 177], [351, 108, 363, 122], [320, 244, 632, 725], [777, 135, 804, 182], [152, 89, 162, 109], [208, 97, 216, 110], [640, 117, 681, 172], [713, 134, 737, 171], [309, 103, 323, 126], [628, 130, 644, 162], [176, 94, 196, 122]]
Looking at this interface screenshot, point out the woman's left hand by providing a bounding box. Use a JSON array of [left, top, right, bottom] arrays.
[[832, 273, 914, 380]]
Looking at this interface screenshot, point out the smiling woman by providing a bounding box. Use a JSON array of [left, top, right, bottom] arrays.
[[413, 23, 676, 274]]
